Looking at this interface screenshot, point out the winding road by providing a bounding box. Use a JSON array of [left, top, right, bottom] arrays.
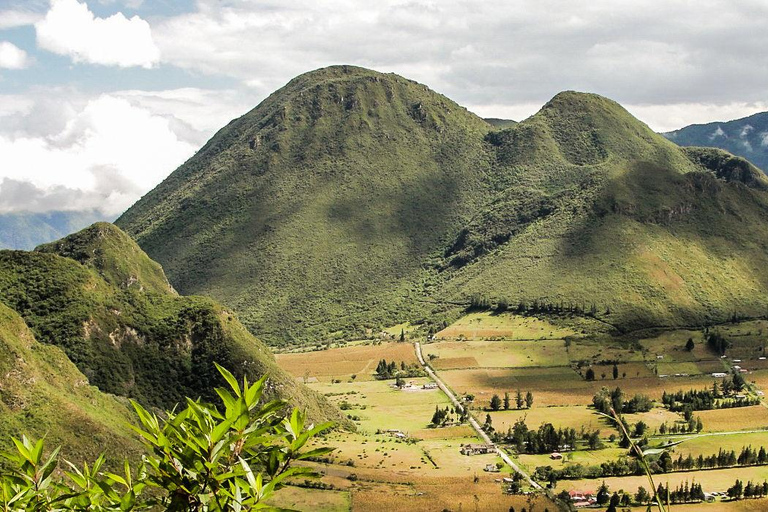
[[414, 342, 542, 490]]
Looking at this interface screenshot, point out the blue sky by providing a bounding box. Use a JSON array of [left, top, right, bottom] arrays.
[[1, 0, 767, 215]]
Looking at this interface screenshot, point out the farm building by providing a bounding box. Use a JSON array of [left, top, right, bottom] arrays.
[[711, 372, 727, 378], [422, 382, 438, 389], [550, 452, 563, 460], [460, 443, 495, 456], [483, 464, 500, 473]]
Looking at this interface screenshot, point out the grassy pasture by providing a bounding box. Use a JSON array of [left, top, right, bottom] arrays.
[[486, 406, 612, 437], [627, 499, 768, 511], [266, 486, 351, 512], [424, 339, 569, 368], [349, 479, 556, 512], [436, 312, 576, 340], [695, 406, 768, 433], [669, 431, 768, 458], [439, 367, 717, 406], [566, 337, 646, 363], [276, 342, 417, 382], [310, 378, 450, 434], [518, 447, 627, 472]]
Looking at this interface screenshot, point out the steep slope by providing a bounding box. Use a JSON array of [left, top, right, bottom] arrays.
[[117, 66, 768, 343], [441, 93, 768, 330], [0, 210, 109, 250], [664, 111, 768, 172], [0, 223, 346, 426], [118, 65, 495, 345], [0, 302, 143, 464]]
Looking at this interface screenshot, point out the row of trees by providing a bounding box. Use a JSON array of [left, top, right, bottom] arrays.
[[669, 445, 768, 471], [727, 479, 768, 500], [661, 374, 749, 412], [468, 294, 608, 317], [489, 390, 533, 411]]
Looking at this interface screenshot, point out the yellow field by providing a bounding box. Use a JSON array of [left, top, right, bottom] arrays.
[[439, 366, 717, 406], [436, 312, 576, 340], [486, 406, 612, 437], [695, 406, 768, 433], [309, 378, 451, 433], [276, 342, 418, 382], [424, 339, 569, 368], [266, 486, 350, 512]]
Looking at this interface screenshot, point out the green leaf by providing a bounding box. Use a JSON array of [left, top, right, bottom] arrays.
[[216, 363, 241, 397]]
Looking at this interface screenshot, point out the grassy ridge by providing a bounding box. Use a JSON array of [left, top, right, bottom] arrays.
[[0, 301, 143, 464], [0, 223, 347, 427], [117, 66, 768, 346]]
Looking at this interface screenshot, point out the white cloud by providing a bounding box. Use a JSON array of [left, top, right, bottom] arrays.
[[741, 124, 754, 138], [625, 102, 768, 133], [761, 132, 768, 147], [36, 0, 160, 68], [709, 126, 726, 140], [0, 95, 195, 214], [0, 42, 30, 69], [0, 9, 43, 29]]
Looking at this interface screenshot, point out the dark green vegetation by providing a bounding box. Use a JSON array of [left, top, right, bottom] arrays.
[[0, 366, 332, 511], [118, 65, 768, 347], [0, 301, 143, 464], [0, 210, 108, 250], [664, 111, 768, 172], [0, 223, 346, 428]]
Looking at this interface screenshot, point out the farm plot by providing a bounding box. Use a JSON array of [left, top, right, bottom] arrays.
[[694, 406, 768, 433], [669, 431, 768, 458], [276, 342, 418, 382], [517, 447, 627, 473], [266, 486, 351, 512], [310, 378, 451, 434], [486, 406, 611, 438], [436, 312, 576, 340], [424, 339, 569, 369]]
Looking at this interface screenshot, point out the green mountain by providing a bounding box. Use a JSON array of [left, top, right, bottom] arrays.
[[117, 65, 768, 345], [0, 301, 143, 464], [0, 210, 109, 250], [0, 223, 345, 426], [664, 111, 768, 172]]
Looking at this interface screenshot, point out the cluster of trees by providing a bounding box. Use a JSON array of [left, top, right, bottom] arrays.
[[374, 359, 424, 379], [498, 418, 587, 454], [661, 375, 756, 412], [707, 331, 730, 355], [658, 415, 703, 435], [430, 404, 468, 426], [489, 390, 533, 411], [667, 446, 768, 471], [727, 479, 768, 500], [655, 481, 706, 504], [592, 387, 653, 415]]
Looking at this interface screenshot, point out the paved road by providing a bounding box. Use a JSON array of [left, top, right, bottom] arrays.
[[414, 342, 542, 490]]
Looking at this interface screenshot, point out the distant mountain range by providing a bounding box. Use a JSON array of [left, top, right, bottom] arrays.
[[664, 111, 768, 172], [114, 65, 768, 347], [0, 210, 110, 250]]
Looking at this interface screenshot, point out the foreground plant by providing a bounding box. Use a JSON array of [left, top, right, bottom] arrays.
[[0, 364, 333, 511]]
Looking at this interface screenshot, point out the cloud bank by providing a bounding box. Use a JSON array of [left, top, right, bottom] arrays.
[[36, 0, 159, 68]]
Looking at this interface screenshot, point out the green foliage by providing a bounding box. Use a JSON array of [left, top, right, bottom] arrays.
[[117, 66, 768, 347], [0, 225, 347, 428], [0, 366, 334, 511]]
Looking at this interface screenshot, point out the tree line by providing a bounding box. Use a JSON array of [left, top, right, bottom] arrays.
[[489, 390, 533, 411]]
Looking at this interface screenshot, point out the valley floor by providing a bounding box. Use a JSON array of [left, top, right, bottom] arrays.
[[272, 312, 768, 511]]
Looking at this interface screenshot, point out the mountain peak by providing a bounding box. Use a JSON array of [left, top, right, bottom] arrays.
[[36, 222, 175, 295]]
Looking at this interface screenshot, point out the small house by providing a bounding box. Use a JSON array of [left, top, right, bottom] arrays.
[[460, 443, 495, 456], [550, 452, 563, 460], [483, 464, 500, 472], [422, 382, 438, 389], [712, 372, 727, 378]]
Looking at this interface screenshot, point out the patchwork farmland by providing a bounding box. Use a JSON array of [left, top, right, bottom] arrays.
[[273, 312, 768, 510]]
